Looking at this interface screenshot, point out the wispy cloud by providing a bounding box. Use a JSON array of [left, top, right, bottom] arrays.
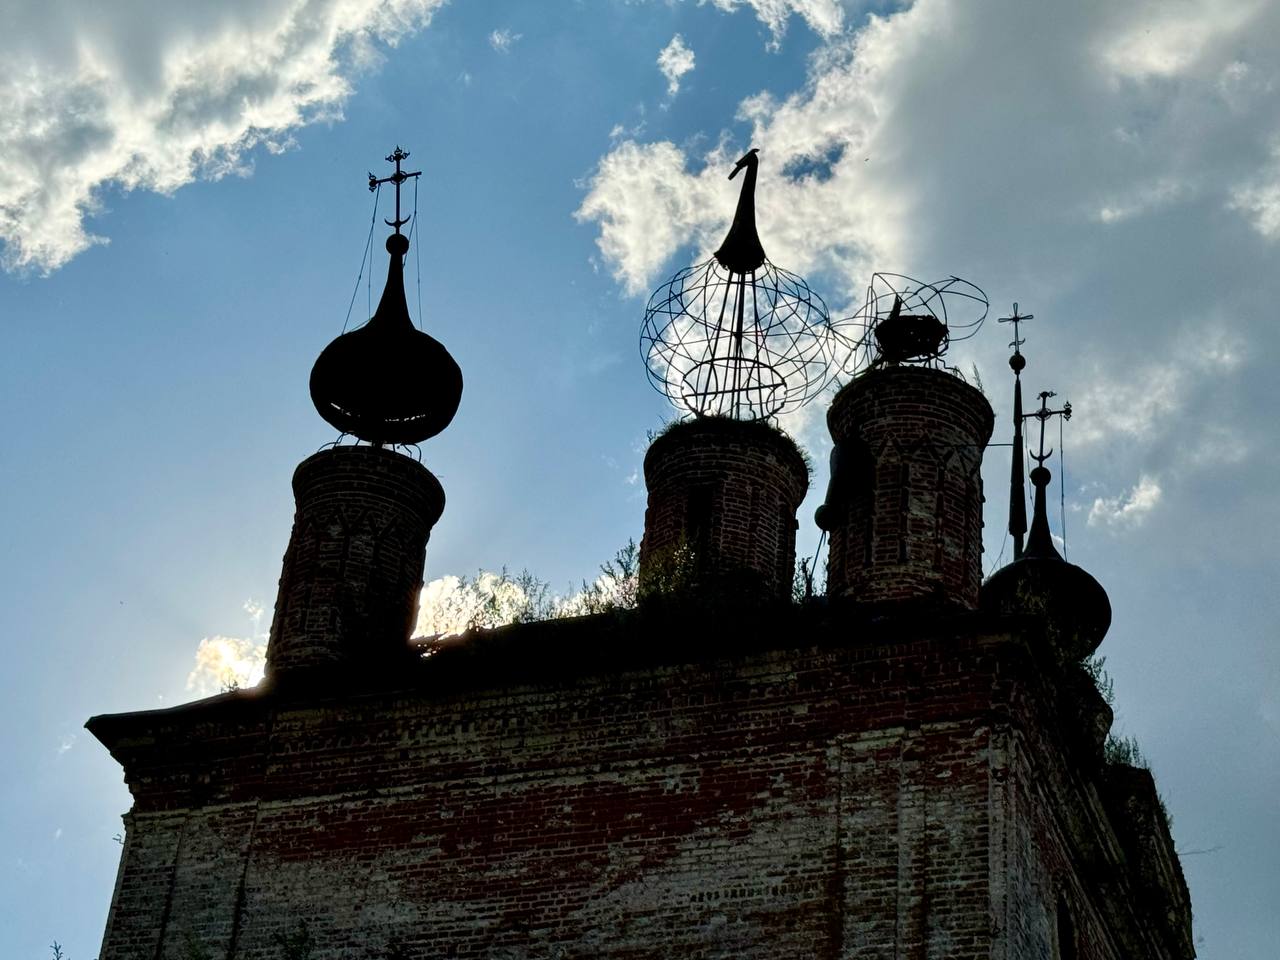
[[0, 0, 446, 274], [706, 0, 845, 46], [489, 28, 522, 53], [1088, 475, 1163, 528], [657, 35, 696, 97]]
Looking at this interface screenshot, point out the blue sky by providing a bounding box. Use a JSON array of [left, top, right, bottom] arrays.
[[2, 0, 1277, 956]]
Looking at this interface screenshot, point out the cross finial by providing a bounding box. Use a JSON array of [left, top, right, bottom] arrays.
[[1028, 390, 1072, 465], [368, 145, 422, 236], [998, 302, 1033, 358]]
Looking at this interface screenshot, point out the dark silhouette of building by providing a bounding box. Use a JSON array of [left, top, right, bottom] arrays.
[[87, 153, 1193, 959]]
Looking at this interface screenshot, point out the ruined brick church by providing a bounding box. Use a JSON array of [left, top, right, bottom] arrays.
[[88, 147, 1194, 959]]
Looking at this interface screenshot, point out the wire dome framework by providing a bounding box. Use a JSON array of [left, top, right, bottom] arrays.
[[833, 272, 989, 377], [641, 148, 836, 421]]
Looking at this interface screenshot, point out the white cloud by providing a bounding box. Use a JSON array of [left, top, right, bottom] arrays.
[[581, 0, 1280, 294], [415, 571, 537, 638], [1088, 475, 1163, 528], [187, 635, 267, 694], [1071, 327, 1243, 455], [489, 28, 522, 53], [657, 35, 696, 97], [1094, 178, 1186, 224], [1231, 142, 1280, 238], [415, 567, 638, 639], [0, 0, 445, 273], [186, 595, 271, 693], [56, 734, 76, 756], [579, 0, 1280, 473], [705, 0, 845, 45], [1094, 0, 1266, 81]]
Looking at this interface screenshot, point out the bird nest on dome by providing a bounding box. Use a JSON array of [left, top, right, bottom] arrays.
[[641, 148, 835, 422], [834, 272, 988, 377]]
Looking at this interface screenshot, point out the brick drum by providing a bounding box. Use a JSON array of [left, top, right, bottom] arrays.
[[639, 418, 809, 602], [823, 367, 993, 609], [266, 445, 445, 681]]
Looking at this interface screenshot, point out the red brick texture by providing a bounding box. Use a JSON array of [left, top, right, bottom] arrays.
[[266, 445, 444, 681], [88, 620, 1191, 960], [639, 418, 809, 602], [824, 367, 994, 610]]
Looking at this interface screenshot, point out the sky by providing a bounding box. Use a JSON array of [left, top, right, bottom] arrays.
[[1, 0, 1277, 956]]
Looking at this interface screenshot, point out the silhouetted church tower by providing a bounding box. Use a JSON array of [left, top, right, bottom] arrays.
[[88, 149, 1192, 959]]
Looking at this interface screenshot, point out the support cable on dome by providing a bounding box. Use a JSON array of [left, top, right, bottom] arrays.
[[342, 183, 382, 334], [1059, 414, 1067, 560], [413, 175, 422, 331]]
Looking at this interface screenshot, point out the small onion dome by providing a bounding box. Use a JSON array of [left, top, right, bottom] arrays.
[[310, 234, 462, 445], [981, 465, 1111, 660]]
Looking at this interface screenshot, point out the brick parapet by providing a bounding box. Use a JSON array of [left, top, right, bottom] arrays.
[[94, 628, 1000, 959], [639, 418, 809, 602], [265, 445, 444, 682], [89, 616, 1190, 960], [824, 367, 994, 609]]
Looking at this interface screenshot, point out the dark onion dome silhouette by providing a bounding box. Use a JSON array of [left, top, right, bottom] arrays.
[[641, 148, 834, 421], [310, 147, 462, 446], [834, 272, 988, 376], [982, 376, 1111, 660]]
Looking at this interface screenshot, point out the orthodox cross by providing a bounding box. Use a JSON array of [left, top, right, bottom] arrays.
[[369, 146, 422, 235], [998, 302, 1032, 361], [1028, 390, 1071, 468]]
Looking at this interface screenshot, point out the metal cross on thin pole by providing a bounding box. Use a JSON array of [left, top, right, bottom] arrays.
[[998, 302, 1030, 358], [369, 146, 422, 236], [1028, 390, 1071, 468]]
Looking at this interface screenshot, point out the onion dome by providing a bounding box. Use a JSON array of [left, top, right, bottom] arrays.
[[310, 147, 462, 446], [981, 339, 1110, 660], [982, 463, 1112, 660], [641, 147, 834, 421]]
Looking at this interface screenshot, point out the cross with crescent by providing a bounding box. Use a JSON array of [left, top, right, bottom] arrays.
[[369, 146, 422, 236]]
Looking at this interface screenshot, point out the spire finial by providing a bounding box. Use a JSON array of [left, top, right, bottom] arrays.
[[1000, 302, 1031, 368], [999, 303, 1033, 558], [368, 146, 422, 238], [1024, 389, 1072, 559], [641, 144, 833, 421], [713, 148, 766, 274]]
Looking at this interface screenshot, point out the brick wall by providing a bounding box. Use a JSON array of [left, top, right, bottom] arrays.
[[89, 616, 1190, 960], [639, 418, 809, 602], [266, 445, 444, 681], [823, 367, 993, 609]]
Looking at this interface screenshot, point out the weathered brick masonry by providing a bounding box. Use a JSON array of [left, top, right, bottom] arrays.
[[824, 366, 993, 610], [89, 352, 1191, 960], [639, 417, 809, 602], [267, 445, 444, 681], [88, 608, 1191, 959]]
